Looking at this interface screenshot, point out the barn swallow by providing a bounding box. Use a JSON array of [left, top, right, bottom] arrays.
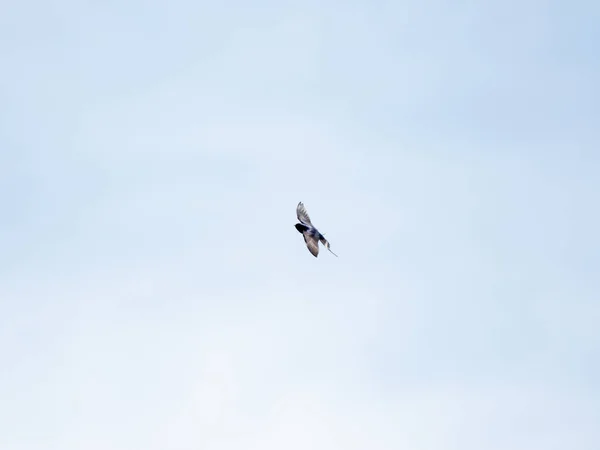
[[295, 202, 338, 258]]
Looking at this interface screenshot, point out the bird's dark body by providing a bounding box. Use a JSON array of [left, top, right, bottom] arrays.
[[295, 223, 321, 239]]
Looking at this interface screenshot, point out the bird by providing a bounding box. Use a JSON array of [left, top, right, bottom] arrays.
[[294, 202, 338, 258]]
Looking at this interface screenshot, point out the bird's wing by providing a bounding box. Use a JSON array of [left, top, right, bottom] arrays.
[[320, 236, 338, 257], [303, 233, 319, 257], [296, 202, 313, 226]]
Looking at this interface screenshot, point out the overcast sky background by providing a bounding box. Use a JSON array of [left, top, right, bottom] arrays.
[[1, 1, 599, 449]]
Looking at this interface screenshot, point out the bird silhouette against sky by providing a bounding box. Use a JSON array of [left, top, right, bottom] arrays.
[[294, 202, 338, 258]]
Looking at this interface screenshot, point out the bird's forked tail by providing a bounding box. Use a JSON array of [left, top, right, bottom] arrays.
[[320, 237, 338, 257]]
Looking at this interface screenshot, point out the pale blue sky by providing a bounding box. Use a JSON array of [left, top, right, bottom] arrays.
[[1, 1, 599, 449]]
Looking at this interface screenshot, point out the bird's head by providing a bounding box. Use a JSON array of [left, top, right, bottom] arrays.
[[295, 223, 308, 233]]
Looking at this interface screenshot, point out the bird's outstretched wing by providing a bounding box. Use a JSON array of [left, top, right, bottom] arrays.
[[296, 202, 313, 226], [303, 233, 319, 257]]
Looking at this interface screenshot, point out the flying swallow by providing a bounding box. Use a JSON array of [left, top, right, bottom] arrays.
[[294, 202, 338, 258]]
